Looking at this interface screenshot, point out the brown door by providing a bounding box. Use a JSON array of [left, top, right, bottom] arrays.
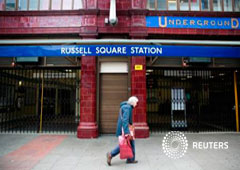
[[100, 74, 128, 134]]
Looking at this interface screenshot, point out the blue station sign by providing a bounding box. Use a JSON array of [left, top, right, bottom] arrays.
[[0, 45, 240, 58], [146, 16, 240, 29]]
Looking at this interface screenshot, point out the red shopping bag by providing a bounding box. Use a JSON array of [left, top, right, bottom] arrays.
[[118, 135, 133, 159]]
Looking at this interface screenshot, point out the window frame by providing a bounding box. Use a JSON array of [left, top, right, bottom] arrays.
[[190, 0, 200, 11], [50, 0, 62, 10], [72, 0, 74, 9], [29, 0, 40, 11], [179, 0, 191, 11], [62, 0, 73, 10], [2, 0, 83, 11], [5, 0, 17, 11], [39, 0, 50, 10], [211, 0, 224, 12], [167, 0, 179, 11], [200, 0, 211, 11], [147, 0, 238, 12], [233, 0, 239, 12]]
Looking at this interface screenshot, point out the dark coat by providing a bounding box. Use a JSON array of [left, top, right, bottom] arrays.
[[115, 101, 133, 137]]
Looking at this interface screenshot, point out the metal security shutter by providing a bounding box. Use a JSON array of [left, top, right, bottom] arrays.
[[100, 73, 128, 134]]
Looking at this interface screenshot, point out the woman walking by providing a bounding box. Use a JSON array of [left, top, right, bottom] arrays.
[[106, 96, 139, 166]]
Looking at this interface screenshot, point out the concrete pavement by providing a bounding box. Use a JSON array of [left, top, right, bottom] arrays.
[[0, 133, 239, 170]]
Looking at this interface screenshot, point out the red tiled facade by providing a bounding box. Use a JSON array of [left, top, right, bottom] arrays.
[[77, 56, 98, 138], [131, 57, 149, 138]]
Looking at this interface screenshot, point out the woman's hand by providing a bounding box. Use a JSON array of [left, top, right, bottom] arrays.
[[125, 134, 133, 140]]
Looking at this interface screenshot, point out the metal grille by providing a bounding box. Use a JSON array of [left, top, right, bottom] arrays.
[[0, 68, 80, 134], [147, 67, 237, 132]]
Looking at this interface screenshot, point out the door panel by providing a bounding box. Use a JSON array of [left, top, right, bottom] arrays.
[[100, 74, 128, 134]]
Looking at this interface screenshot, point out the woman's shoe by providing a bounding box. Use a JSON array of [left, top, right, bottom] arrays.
[[106, 152, 112, 166], [126, 160, 138, 164]]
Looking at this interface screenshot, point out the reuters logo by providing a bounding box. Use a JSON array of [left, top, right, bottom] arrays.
[[162, 131, 188, 159]]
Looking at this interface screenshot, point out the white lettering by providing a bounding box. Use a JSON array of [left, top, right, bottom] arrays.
[[156, 47, 162, 54], [202, 142, 208, 149], [193, 142, 198, 149], [197, 20, 203, 26], [96, 47, 100, 54], [224, 142, 228, 149], [139, 47, 144, 54], [95, 47, 127, 55], [198, 142, 203, 149], [192, 141, 229, 150], [213, 142, 219, 149], [131, 47, 162, 55], [218, 142, 223, 149], [61, 47, 92, 55], [208, 142, 213, 149], [210, 20, 216, 26], [131, 47, 135, 54], [61, 48, 65, 54]]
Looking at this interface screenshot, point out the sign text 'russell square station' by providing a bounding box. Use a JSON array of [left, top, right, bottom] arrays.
[[61, 46, 162, 55]]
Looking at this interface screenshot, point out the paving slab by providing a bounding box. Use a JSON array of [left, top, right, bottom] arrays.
[[0, 133, 239, 170]]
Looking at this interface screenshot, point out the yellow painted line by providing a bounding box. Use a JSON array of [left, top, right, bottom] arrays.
[[234, 71, 239, 132]]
